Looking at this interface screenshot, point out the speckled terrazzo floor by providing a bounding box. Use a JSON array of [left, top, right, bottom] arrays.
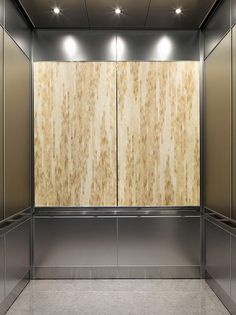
[[6, 280, 230, 315]]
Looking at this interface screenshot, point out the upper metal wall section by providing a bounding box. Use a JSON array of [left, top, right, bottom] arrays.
[[33, 30, 200, 62], [4, 0, 32, 58], [204, 0, 231, 58]]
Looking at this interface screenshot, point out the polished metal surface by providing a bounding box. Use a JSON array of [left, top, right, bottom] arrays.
[[232, 0, 236, 27], [34, 215, 200, 279], [5, 0, 31, 58], [0, 236, 4, 305], [116, 30, 199, 61], [118, 217, 200, 266], [19, 0, 216, 30], [33, 30, 117, 61], [205, 32, 231, 218], [233, 25, 236, 221], [205, 220, 231, 296], [231, 235, 236, 304], [35, 207, 200, 217], [33, 30, 200, 62], [5, 32, 30, 219], [34, 218, 117, 267], [5, 220, 30, 296], [204, 0, 230, 58], [0, 26, 3, 222], [0, 0, 4, 27]]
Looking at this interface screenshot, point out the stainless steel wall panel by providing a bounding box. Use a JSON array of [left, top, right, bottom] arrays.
[[33, 30, 117, 62], [232, 0, 236, 27], [116, 31, 199, 61], [205, 32, 231, 218], [231, 235, 236, 304], [204, 0, 230, 58], [118, 217, 200, 266], [0, 236, 4, 304], [0, 0, 4, 28], [5, 32, 30, 219], [0, 26, 3, 222], [5, 220, 30, 297], [33, 30, 200, 62], [205, 220, 230, 296], [232, 25, 236, 220], [34, 218, 117, 267], [5, 0, 31, 58]]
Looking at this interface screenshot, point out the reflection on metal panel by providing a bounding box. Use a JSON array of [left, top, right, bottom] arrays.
[[0, 236, 4, 304], [5, 32, 30, 218], [5, 220, 30, 296], [33, 30, 199, 62], [205, 32, 231, 218], [118, 217, 200, 266], [0, 26, 3, 221], [5, 0, 31, 58], [204, 0, 230, 58], [205, 220, 230, 296], [232, 0, 236, 27], [33, 30, 116, 62], [117, 31, 199, 61], [0, 0, 4, 27], [231, 235, 236, 303], [34, 218, 117, 267], [232, 25, 236, 220]]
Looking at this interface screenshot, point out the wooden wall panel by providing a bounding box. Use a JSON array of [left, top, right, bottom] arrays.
[[118, 62, 200, 206], [34, 62, 116, 206]]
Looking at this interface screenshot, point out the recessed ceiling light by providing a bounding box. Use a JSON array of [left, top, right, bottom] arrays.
[[175, 8, 182, 15], [53, 7, 60, 14], [115, 8, 121, 15]]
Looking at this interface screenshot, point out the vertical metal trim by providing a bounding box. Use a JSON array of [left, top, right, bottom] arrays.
[[230, 0, 233, 221], [31, 32, 34, 210], [199, 29, 206, 278], [3, 24, 5, 221], [116, 34, 119, 207]]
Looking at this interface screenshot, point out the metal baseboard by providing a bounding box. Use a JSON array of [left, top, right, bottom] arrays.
[[0, 271, 30, 315], [206, 272, 236, 315], [33, 266, 200, 280]]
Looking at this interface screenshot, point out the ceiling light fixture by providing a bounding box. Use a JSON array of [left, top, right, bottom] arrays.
[[53, 7, 60, 14], [115, 8, 121, 15], [175, 8, 182, 15]]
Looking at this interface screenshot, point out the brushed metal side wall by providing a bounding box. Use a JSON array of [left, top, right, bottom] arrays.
[[205, 32, 231, 217], [232, 0, 236, 27], [0, 26, 3, 221], [5, 33, 30, 218], [233, 25, 236, 220], [204, 0, 230, 58], [231, 235, 236, 304], [34, 218, 117, 267], [5, 220, 30, 297], [118, 217, 200, 266], [5, 0, 31, 58], [205, 220, 231, 296], [0, 0, 4, 27], [0, 236, 4, 304]]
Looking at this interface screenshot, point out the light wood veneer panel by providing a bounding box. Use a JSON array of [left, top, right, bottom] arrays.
[[118, 62, 200, 206], [34, 62, 117, 206]]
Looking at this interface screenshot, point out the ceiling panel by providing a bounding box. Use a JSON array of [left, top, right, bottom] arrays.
[[146, 0, 216, 29], [18, 0, 217, 29], [19, 0, 89, 28], [86, 0, 150, 28]]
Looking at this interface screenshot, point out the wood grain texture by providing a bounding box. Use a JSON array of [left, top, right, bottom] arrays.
[[118, 62, 200, 206], [34, 62, 117, 206]]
